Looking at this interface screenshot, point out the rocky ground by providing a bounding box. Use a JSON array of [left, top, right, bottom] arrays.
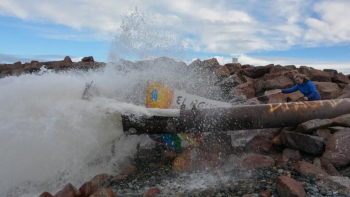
[[3, 56, 350, 197]]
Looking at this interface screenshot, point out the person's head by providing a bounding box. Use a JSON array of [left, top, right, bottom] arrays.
[[294, 74, 309, 84]]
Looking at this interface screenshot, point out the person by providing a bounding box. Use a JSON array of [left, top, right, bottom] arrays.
[[278, 74, 321, 101]]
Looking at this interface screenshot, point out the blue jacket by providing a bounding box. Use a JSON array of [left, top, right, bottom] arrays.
[[282, 80, 321, 101]]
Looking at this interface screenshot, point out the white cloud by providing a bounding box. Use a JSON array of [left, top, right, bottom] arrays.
[[304, 0, 350, 44], [0, 0, 350, 55]]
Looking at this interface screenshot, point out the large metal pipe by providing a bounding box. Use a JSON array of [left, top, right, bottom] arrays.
[[122, 99, 350, 134]]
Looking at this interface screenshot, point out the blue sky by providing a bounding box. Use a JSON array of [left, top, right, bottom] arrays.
[[0, 0, 350, 73]]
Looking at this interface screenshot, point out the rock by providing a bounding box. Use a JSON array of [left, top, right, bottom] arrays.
[[340, 166, 350, 177], [200, 133, 232, 155], [338, 91, 350, 99], [0, 64, 11, 72], [63, 56, 73, 63], [314, 82, 342, 100], [90, 173, 110, 190], [53, 183, 79, 197], [323, 69, 338, 78], [342, 84, 350, 94], [260, 190, 272, 197], [81, 56, 94, 62], [202, 58, 220, 70], [322, 129, 350, 168], [295, 161, 329, 180], [172, 146, 223, 172], [234, 76, 255, 99], [238, 154, 275, 170], [283, 148, 301, 160], [214, 66, 230, 77], [272, 134, 282, 146], [313, 157, 322, 168], [79, 181, 93, 197], [322, 163, 341, 176], [12, 61, 23, 70], [268, 93, 287, 103], [120, 165, 137, 175], [331, 114, 350, 127], [285, 91, 304, 102], [224, 63, 241, 74], [316, 176, 350, 194], [295, 119, 332, 134], [314, 129, 332, 140], [298, 66, 332, 82], [333, 73, 350, 84], [265, 75, 295, 90], [245, 135, 273, 153], [90, 188, 116, 197], [217, 74, 244, 88], [328, 126, 347, 133], [39, 192, 53, 197], [276, 176, 306, 197], [276, 156, 289, 168], [143, 188, 161, 197], [281, 130, 325, 155], [243, 194, 259, 197], [243, 64, 274, 79]]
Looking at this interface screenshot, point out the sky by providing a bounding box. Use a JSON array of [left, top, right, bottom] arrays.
[[0, 0, 350, 73]]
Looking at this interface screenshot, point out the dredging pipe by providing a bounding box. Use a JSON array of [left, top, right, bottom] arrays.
[[121, 99, 350, 134]]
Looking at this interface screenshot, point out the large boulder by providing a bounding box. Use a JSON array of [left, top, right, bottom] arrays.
[[12, 61, 23, 70], [316, 176, 350, 194], [81, 56, 94, 62], [224, 63, 242, 75], [243, 64, 274, 79], [53, 183, 79, 197], [298, 66, 332, 82], [237, 154, 275, 170], [233, 76, 255, 99], [314, 82, 342, 100], [333, 73, 350, 84], [281, 130, 325, 155], [294, 161, 329, 180], [295, 119, 332, 134], [264, 75, 295, 90], [331, 114, 350, 127], [276, 176, 306, 197], [322, 129, 350, 168]]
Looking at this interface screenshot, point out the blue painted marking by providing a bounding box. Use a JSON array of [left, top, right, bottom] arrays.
[[151, 89, 158, 101]]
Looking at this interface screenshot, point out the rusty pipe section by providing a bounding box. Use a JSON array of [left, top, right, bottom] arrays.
[[122, 99, 350, 134]]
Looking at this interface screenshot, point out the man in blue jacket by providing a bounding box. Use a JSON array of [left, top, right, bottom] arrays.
[[278, 74, 321, 101]]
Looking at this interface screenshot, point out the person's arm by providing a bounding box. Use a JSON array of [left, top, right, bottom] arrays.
[[306, 82, 318, 100], [281, 85, 298, 94]]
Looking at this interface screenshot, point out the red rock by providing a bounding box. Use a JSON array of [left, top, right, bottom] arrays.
[[90, 188, 116, 197], [53, 183, 79, 197], [272, 134, 282, 146], [90, 173, 110, 190], [268, 93, 287, 103], [13, 61, 23, 69], [331, 114, 350, 127], [295, 119, 332, 134], [322, 129, 350, 168], [260, 190, 272, 197], [316, 176, 350, 194], [39, 192, 53, 197], [283, 148, 301, 161], [172, 146, 223, 172], [314, 82, 342, 100], [333, 73, 350, 84], [276, 176, 306, 197], [281, 130, 325, 156], [298, 66, 332, 82], [224, 63, 241, 74], [79, 181, 93, 197], [235, 76, 255, 99], [315, 129, 332, 140], [143, 188, 161, 197], [81, 56, 94, 62], [121, 165, 137, 175], [243, 64, 274, 79], [238, 154, 275, 170], [214, 66, 230, 77], [245, 135, 273, 153], [295, 161, 329, 180], [275, 156, 289, 168]]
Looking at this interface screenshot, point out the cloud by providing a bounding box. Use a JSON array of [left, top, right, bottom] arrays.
[[304, 0, 350, 44], [0, 0, 350, 56]]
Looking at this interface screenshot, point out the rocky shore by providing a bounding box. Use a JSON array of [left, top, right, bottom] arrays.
[[2, 57, 350, 197]]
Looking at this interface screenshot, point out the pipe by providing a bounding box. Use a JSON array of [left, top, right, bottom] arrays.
[[122, 99, 350, 134]]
